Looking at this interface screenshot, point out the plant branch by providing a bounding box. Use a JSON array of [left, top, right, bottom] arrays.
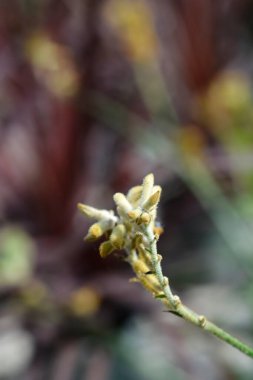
[[78, 173, 253, 359], [142, 223, 253, 359]]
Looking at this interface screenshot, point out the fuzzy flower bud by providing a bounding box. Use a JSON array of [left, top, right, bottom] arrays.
[[127, 185, 143, 208], [142, 188, 161, 212], [84, 220, 114, 241], [84, 223, 103, 240], [132, 232, 143, 249], [113, 193, 132, 215], [127, 208, 142, 221], [140, 173, 154, 206], [78, 203, 117, 223], [99, 241, 114, 258], [110, 224, 126, 249], [137, 212, 151, 225]]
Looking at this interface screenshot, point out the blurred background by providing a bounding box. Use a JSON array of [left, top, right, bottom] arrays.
[[1, 0, 253, 379]]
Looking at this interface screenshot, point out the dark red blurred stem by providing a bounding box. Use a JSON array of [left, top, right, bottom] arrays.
[[35, 99, 80, 235]]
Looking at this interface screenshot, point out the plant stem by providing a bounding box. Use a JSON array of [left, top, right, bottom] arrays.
[[143, 225, 253, 359], [177, 303, 253, 358], [145, 225, 175, 306]]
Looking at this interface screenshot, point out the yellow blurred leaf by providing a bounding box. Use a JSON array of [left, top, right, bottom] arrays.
[[25, 32, 79, 98], [105, 0, 157, 62]]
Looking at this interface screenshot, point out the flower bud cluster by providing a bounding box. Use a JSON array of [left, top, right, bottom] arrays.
[[78, 173, 165, 299], [78, 173, 161, 253], [78, 175, 253, 358]]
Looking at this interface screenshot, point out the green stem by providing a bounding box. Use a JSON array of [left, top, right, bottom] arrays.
[[143, 225, 253, 359], [176, 303, 253, 358]]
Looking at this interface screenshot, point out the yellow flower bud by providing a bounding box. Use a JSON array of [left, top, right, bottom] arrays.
[[140, 173, 154, 205], [127, 185, 143, 207], [137, 244, 152, 268], [142, 188, 161, 212], [153, 225, 164, 237], [132, 257, 150, 274], [110, 224, 126, 249], [99, 241, 114, 258], [113, 193, 132, 214], [84, 223, 104, 240], [137, 212, 151, 225], [132, 258, 161, 293], [132, 232, 143, 249], [84, 219, 114, 241], [127, 208, 142, 221]]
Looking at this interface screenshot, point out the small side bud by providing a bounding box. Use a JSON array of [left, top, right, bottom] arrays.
[[154, 225, 164, 237], [173, 295, 181, 308], [99, 241, 114, 258], [163, 276, 169, 287], [198, 315, 206, 327]]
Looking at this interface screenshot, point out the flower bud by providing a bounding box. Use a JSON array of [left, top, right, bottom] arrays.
[[127, 185, 143, 207], [142, 188, 161, 212], [110, 224, 126, 249], [137, 244, 152, 268], [132, 232, 143, 249], [132, 258, 150, 274], [127, 208, 142, 221], [140, 173, 154, 205], [84, 219, 113, 241], [137, 212, 151, 225], [132, 259, 161, 293], [153, 224, 164, 237], [113, 193, 132, 214], [99, 241, 114, 258], [84, 222, 104, 240], [78, 203, 116, 222]]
